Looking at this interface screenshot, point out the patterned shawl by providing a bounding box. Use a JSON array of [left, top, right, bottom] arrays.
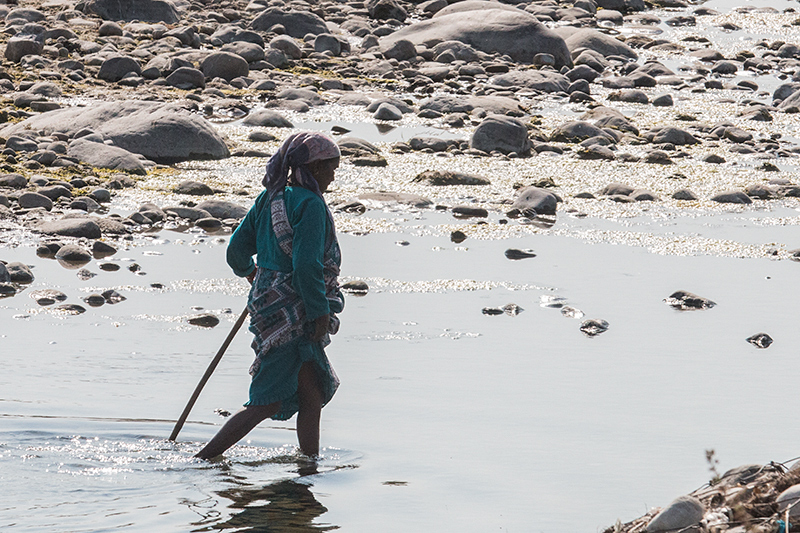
[[262, 131, 341, 200]]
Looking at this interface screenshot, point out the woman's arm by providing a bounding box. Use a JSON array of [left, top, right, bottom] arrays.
[[226, 199, 260, 278]]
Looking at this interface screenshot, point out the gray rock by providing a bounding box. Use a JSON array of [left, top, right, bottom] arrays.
[[507, 186, 558, 217], [36, 218, 102, 239], [745, 183, 777, 199], [0, 173, 27, 188], [664, 291, 716, 310], [242, 109, 293, 128], [580, 319, 609, 337], [338, 137, 380, 156], [551, 121, 607, 143], [196, 217, 223, 230], [409, 136, 452, 152], [6, 262, 34, 283], [631, 189, 660, 201], [0, 262, 9, 282], [314, 34, 342, 56], [201, 52, 248, 82], [489, 70, 570, 93], [367, 0, 407, 21], [452, 205, 488, 218], [263, 48, 289, 68], [18, 192, 53, 211], [188, 313, 220, 328], [250, 8, 328, 38], [98, 21, 123, 37], [166, 67, 205, 90], [746, 333, 773, 349], [600, 183, 634, 196], [6, 135, 39, 152], [380, 9, 572, 67], [609, 90, 649, 104], [163, 206, 213, 222], [672, 188, 698, 201], [413, 170, 490, 186], [195, 200, 248, 220], [55, 244, 92, 266], [373, 103, 403, 121], [98, 56, 142, 83], [0, 101, 230, 164], [710, 190, 752, 204], [69, 196, 102, 212], [359, 192, 433, 207], [649, 127, 699, 145], [341, 280, 369, 294], [221, 41, 265, 63], [381, 39, 416, 61], [89, 188, 111, 203], [92, 240, 117, 258], [7, 8, 46, 23], [777, 484, 800, 517], [4, 36, 43, 63], [175, 180, 214, 195], [269, 36, 302, 60], [275, 88, 324, 107], [470, 115, 531, 156], [646, 495, 704, 532], [555, 27, 637, 60], [505, 249, 537, 260], [652, 94, 674, 107], [55, 303, 86, 315], [80, 0, 179, 23], [68, 138, 147, 174]]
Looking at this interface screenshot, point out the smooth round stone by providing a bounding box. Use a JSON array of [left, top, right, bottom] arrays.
[[30, 289, 67, 306], [188, 313, 220, 328], [0, 283, 16, 297], [504, 249, 537, 260], [646, 495, 704, 532], [55, 303, 86, 315], [36, 242, 62, 258], [92, 241, 117, 258], [99, 262, 120, 272], [83, 294, 106, 307], [55, 244, 92, 268], [341, 280, 369, 295], [101, 289, 126, 304], [195, 217, 223, 230], [580, 319, 609, 337], [777, 484, 800, 517]]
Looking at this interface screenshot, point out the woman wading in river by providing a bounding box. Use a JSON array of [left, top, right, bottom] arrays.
[[196, 132, 344, 460]]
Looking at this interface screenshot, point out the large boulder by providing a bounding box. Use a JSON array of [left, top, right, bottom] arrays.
[[68, 138, 147, 174], [380, 9, 572, 67], [250, 8, 328, 38], [470, 115, 531, 155], [555, 27, 638, 60], [79, 0, 180, 23], [436, 0, 523, 17], [0, 101, 229, 164]]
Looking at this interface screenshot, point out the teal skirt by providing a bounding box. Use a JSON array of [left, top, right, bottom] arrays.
[[244, 336, 339, 421]]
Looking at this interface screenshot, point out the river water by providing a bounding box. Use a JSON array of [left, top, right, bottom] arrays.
[[3, 0, 800, 530]]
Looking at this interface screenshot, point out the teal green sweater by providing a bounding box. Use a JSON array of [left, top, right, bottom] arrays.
[[227, 187, 331, 321]]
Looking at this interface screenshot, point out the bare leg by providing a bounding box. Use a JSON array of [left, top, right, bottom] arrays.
[[296, 362, 323, 457], [195, 403, 279, 460]]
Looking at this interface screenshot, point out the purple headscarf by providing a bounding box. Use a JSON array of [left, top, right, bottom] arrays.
[[263, 132, 341, 199]]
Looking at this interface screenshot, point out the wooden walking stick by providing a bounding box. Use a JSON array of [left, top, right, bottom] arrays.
[[169, 307, 249, 441]]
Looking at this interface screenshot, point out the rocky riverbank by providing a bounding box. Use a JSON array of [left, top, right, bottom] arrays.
[[607, 461, 800, 533]]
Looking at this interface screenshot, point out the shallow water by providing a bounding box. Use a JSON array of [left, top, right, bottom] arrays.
[[4, 0, 800, 529], [3, 204, 800, 531]]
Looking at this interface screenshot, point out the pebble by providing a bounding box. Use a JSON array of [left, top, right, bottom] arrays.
[[55, 303, 86, 315], [504, 249, 537, 260], [664, 290, 716, 310], [580, 319, 609, 337], [101, 290, 126, 304], [83, 294, 106, 307], [645, 495, 704, 533], [341, 280, 369, 295], [746, 333, 773, 349], [188, 313, 220, 328]]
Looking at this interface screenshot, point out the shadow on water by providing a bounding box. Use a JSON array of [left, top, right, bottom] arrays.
[[193, 465, 338, 532]]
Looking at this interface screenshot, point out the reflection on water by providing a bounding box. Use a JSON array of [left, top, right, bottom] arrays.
[[196, 463, 338, 533]]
